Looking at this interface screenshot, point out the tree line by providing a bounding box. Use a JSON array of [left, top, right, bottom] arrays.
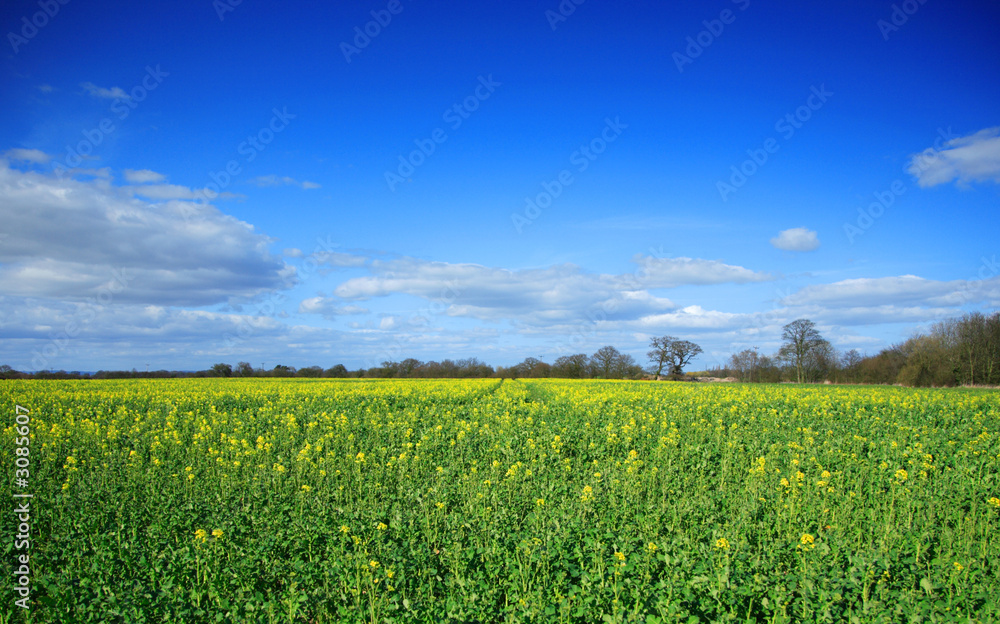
[[3, 311, 996, 386], [0, 340, 696, 381], [719, 312, 1000, 387]]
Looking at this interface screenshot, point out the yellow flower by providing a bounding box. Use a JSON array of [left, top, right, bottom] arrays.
[[895, 469, 908, 482], [377, 522, 388, 531], [799, 533, 814, 550], [820, 470, 831, 479], [614, 551, 626, 561], [300, 485, 312, 492], [953, 561, 964, 572], [436, 502, 446, 510], [212, 529, 223, 539], [581, 485, 594, 502], [535, 498, 545, 507], [369, 560, 380, 569], [780, 478, 790, 488], [195, 529, 208, 542], [646, 542, 658, 553], [988, 497, 1000, 509], [340, 525, 350, 534], [386, 569, 395, 579], [715, 537, 730, 550]]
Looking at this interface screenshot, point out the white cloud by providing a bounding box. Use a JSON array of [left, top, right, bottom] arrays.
[[313, 251, 368, 268], [298, 297, 369, 318], [0, 162, 293, 306], [3, 148, 51, 164], [329, 254, 770, 326], [630, 254, 774, 287], [907, 127, 1000, 188], [37, 84, 54, 93], [283, 248, 304, 258], [123, 183, 243, 201], [248, 175, 321, 190], [634, 305, 745, 330], [80, 82, 129, 100], [781, 274, 1000, 309], [56, 166, 110, 178], [123, 169, 167, 184], [770, 227, 820, 252], [798, 304, 961, 326]]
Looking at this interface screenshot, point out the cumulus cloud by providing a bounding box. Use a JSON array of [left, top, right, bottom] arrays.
[[298, 297, 369, 319], [907, 127, 1000, 188], [248, 175, 321, 190], [123, 169, 167, 184], [313, 251, 368, 268], [770, 227, 820, 252], [781, 274, 1000, 309], [329, 254, 767, 327], [0, 162, 293, 306], [123, 183, 243, 201], [2, 148, 51, 164], [634, 305, 745, 330], [80, 82, 129, 100], [630, 254, 774, 287]]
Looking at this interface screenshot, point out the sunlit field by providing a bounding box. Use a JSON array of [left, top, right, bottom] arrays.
[[2, 379, 998, 623]]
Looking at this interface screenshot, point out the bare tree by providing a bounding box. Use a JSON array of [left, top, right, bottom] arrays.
[[647, 336, 673, 377], [590, 346, 626, 378], [728, 348, 762, 382], [553, 354, 590, 378], [839, 349, 862, 383], [778, 319, 826, 384], [649, 336, 703, 378]]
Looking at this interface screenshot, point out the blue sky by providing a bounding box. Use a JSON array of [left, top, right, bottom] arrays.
[[1, 0, 998, 372]]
